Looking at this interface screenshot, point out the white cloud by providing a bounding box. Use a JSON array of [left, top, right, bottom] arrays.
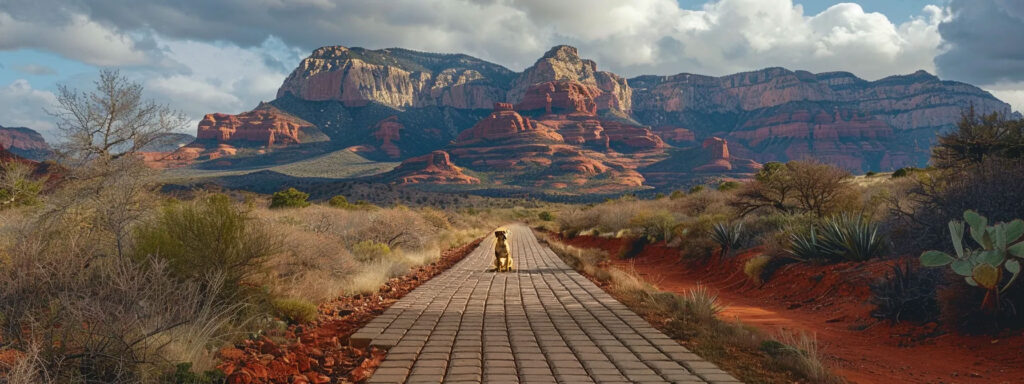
[[7, 0, 1016, 132], [0, 12, 148, 66], [0, 79, 58, 138], [133, 37, 303, 132]]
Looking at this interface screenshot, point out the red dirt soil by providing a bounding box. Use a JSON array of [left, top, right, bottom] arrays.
[[558, 235, 1024, 384], [218, 238, 482, 384]]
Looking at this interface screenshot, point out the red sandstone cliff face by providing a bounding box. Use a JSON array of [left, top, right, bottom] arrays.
[[196, 105, 324, 147], [630, 68, 1013, 171], [507, 46, 631, 114], [277, 46, 513, 109], [0, 127, 51, 161], [388, 150, 479, 184]]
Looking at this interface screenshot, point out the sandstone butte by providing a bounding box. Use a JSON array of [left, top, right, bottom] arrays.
[[168, 43, 1017, 189], [386, 150, 479, 185]]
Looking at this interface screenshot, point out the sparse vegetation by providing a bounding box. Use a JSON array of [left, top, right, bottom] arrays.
[[270, 187, 311, 208]]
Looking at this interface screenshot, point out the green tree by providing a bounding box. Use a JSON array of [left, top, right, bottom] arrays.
[[270, 188, 310, 209]]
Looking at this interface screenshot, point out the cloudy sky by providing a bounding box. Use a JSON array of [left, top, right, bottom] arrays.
[[1, 0, 1022, 141]]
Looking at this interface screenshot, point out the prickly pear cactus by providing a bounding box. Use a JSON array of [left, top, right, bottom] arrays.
[[920, 210, 1024, 310]]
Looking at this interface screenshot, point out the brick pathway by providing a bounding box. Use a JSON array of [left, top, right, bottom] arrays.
[[351, 224, 741, 383]]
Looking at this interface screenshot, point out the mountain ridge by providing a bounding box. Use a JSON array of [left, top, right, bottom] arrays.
[[171, 44, 1015, 192]]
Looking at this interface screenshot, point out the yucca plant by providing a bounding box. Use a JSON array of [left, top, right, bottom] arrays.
[[710, 221, 744, 258], [819, 213, 889, 262], [920, 210, 1024, 311], [786, 213, 888, 263]]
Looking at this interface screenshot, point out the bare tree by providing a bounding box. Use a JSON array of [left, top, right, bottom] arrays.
[[787, 160, 851, 217], [50, 69, 187, 168], [41, 69, 186, 258], [731, 160, 851, 217]]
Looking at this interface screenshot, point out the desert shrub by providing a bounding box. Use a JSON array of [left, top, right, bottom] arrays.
[[717, 181, 740, 191], [670, 190, 685, 200], [732, 160, 853, 218], [688, 185, 706, 194], [766, 331, 843, 384], [0, 162, 43, 209], [932, 107, 1024, 168], [870, 261, 941, 323], [260, 216, 357, 303], [629, 211, 678, 243], [350, 240, 392, 263], [328, 195, 350, 208], [891, 167, 915, 178], [269, 187, 310, 209], [890, 157, 1024, 254], [744, 254, 773, 284], [360, 208, 429, 249], [865, 171, 877, 177], [710, 221, 744, 258], [616, 237, 647, 259], [271, 298, 318, 324], [786, 213, 888, 263], [419, 208, 452, 230], [0, 238, 231, 383], [133, 194, 281, 300], [686, 284, 725, 320], [538, 210, 555, 221]]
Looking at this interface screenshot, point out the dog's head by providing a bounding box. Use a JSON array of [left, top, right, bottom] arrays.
[[495, 230, 507, 240]]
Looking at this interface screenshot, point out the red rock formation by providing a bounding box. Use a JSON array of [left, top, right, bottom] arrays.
[[694, 137, 733, 172], [389, 150, 479, 184], [454, 103, 563, 145], [0, 126, 51, 160], [277, 46, 511, 109], [507, 45, 631, 114], [197, 107, 321, 147], [372, 116, 403, 158], [728, 107, 894, 170], [516, 81, 599, 115]]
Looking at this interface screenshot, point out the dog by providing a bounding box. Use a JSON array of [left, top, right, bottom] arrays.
[[493, 230, 514, 272]]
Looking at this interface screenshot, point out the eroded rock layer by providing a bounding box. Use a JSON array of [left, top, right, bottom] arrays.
[[188, 43, 1017, 191]]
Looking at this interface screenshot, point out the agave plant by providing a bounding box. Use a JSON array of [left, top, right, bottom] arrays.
[[710, 221, 744, 258], [786, 213, 888, 263], [819, 213, 889, 262], [920, 210, 1024, 311]]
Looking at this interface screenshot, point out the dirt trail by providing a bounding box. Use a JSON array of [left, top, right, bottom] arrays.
[[560, 235, 1024, 384]]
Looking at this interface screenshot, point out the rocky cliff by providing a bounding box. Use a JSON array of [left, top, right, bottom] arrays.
[[196, 104, 327, 147], [277, 46, 514, 109], [630, 68, 1012, 170], [190, 44, 1016, 191], [0, 126, 51, 161]]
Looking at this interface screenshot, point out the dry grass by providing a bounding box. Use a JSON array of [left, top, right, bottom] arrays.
[[769, 331, 844, 384], [252, 202, 497, 300]]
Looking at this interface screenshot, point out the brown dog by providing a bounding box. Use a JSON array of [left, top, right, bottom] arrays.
[[493, 230, 514, 272]]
